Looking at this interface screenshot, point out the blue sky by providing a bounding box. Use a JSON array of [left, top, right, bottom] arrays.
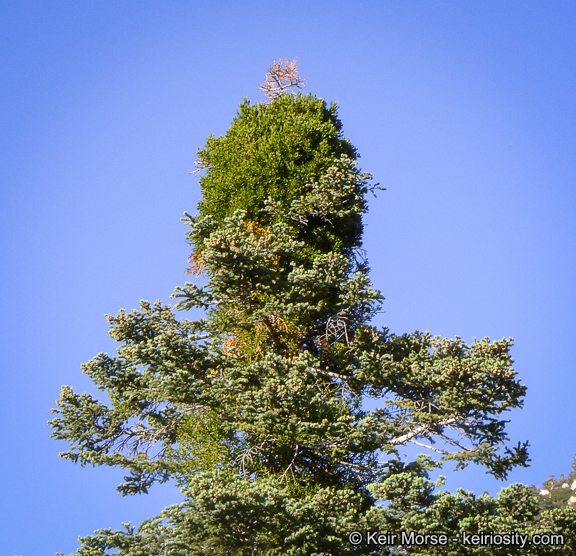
[[2, 2, 576, 553]]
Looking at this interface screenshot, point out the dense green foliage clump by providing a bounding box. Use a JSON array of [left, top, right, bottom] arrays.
[[50, 82, 576, 554], [197, 93, 356, 220], [196, 93, 361, 257]]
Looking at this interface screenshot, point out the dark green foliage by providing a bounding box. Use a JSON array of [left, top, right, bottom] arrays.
[[368, 458, 575, 555], [71, 473, 377, 555]]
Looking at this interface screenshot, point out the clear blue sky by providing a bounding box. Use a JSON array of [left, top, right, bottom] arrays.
[[2, 2, 576, 553]]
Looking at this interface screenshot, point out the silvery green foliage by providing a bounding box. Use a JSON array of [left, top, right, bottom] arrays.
[[51, 94, 568, 556]]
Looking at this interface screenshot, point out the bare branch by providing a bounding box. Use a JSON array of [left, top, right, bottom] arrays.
[[388, 418, 457, 446], [408, 440, 451, 456], [259, 58, 307, 101]]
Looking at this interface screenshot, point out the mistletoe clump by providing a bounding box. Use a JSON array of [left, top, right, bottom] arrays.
[[195, 92, 362, 260]]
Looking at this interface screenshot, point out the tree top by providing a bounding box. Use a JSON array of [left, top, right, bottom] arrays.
[[258, 58, 307, 101]]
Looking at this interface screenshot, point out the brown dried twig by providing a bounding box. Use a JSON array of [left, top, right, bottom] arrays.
[[259, 58, 307, 101]]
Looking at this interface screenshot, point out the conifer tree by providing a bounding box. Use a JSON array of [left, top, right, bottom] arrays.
[[51, 62, 575, 555]]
